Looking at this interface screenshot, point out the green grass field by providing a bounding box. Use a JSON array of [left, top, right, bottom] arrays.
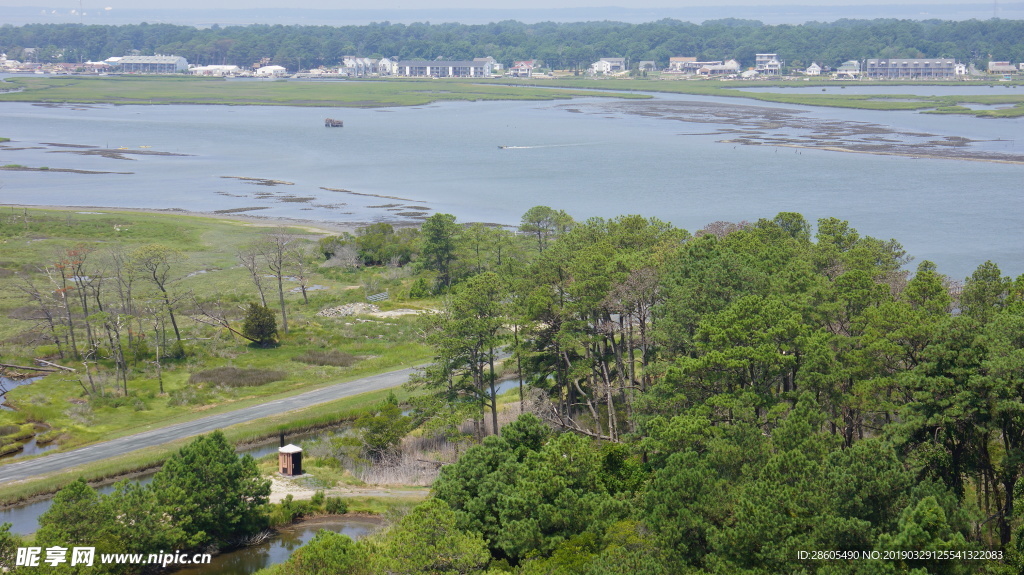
[[2, 74, 1021, 116]]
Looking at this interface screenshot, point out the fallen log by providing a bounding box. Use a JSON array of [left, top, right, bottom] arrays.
[[34, 359, 76, 372], [0, 362, 59, 373]]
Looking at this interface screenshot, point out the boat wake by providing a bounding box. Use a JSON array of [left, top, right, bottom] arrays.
[[498, 143, 591, 150]]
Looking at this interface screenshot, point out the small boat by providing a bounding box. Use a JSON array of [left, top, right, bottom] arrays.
[[325, 118, 344, 127]]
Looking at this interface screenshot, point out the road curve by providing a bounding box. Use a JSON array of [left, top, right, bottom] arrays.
[[0, 365, 419, 484]]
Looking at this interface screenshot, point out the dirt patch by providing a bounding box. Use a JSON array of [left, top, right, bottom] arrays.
[[268, 475, 427, 504], [371, 309, 428, 318]]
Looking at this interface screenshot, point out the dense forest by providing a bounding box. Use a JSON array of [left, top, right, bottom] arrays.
[[1, 18, 1023, 71], [297, 210, 1024, 573]]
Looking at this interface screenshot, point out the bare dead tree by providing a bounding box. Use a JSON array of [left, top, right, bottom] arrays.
[[237, 245, 269, 307], [15, 272, 66, 359], [132, 245, 184, 343], [256, 229, 293, 334], [288, 242, 314, 305]]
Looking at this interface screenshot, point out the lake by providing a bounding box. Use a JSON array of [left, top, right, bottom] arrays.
[[1, 90, 1022, 280]]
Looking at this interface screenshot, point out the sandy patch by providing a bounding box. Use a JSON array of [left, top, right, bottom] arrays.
[[268, 474, 428, 504], [371, 309, 429, 318]]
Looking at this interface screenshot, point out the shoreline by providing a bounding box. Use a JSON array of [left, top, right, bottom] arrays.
[[0, 203, 373, 235]]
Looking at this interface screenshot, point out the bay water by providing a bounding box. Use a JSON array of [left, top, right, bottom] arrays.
[[0, 89, 1022, 280]]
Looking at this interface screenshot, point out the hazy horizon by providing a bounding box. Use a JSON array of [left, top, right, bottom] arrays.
[[1, 2, 1021, 27]]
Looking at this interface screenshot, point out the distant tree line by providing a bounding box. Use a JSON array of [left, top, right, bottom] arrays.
[[1, 18, 1022, 72]]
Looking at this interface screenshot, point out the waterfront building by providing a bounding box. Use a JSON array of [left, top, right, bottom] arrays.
[[377, 57, 397, 76], [191, 65, 240, 76], [475, 57, 501, 71], [864, 58, 958, 79], [805, 62, 822, 76], [255, 65, 287, 76], [342, 56, 377, 76], [511, 60, 537, 77], [116, 55, 188, 74], [756, 53, 783, 75], [988, 61, 1018, 74], [591, 58, 626, 74], [697, 59, 741, 76], [669, 56, 697, 71], [396, 59, 494, 77], [834, 60, 861, 79], [670, 59, 726, 74]]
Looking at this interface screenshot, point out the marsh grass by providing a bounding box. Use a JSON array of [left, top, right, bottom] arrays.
[[0, 76, 647, 107], [291, 350, 357, 367], [189, 366, 288, 387]]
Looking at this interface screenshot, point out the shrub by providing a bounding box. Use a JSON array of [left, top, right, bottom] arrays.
[[310, 490, 326, 508], [269, 494, 314, 526], [409, 277, 432, 299], [324, 496, 348, 515], [166, 386, 213, 407], [292, 350, 356, 367], [189, 367, 287, 388]]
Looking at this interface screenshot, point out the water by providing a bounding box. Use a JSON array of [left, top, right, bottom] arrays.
[[173, 517, 380, 575], [1, 93, 1022, 279], [0, 376, 42, 411], [1, 436, 59, 461]]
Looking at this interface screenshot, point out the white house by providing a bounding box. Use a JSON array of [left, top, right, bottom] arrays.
[[755, 53, 782, 75], [255, 65, 287, 77], [475, 57, 501, 72], [669, 56, 697, 71], [377, 57, 397, 76], [697, 59, 741, 76], [342, 57, 377, 76], [116, 55, 188, 74], [805, 62, 822, 76], [395, 60, 494, 77], [591, 58, 626, 74], [834, 60, 861, 79], [511, 60, 537, 77]]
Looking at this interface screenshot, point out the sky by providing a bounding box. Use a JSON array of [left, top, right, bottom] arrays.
[[0, 0, 1018, 26], [0, 0, 1007, 8]]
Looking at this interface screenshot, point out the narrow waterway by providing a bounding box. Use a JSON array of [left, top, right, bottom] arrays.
[[174, 516, 381, 575]]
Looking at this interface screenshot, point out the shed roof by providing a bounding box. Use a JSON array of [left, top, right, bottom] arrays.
[[279, 444, 303, 454]]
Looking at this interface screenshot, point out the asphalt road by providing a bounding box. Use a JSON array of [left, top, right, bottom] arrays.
[[0, 365, 419, 484]]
